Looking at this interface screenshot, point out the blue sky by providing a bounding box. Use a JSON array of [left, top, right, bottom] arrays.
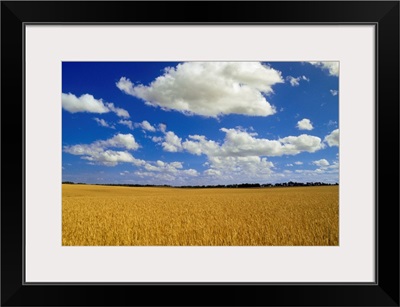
[[62, 61, 339, 185]]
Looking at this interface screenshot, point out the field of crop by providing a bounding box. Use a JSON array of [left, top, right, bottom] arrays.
[[62, 184, 338, 246]]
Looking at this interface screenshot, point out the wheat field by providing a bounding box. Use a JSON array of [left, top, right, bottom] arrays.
[[62, 184, 338, 246]]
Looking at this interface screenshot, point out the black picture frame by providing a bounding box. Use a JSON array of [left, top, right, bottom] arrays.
[[1, 1, 399, 306]]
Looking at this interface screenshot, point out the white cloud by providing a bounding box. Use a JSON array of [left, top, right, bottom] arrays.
[[328, 161, 339, 170], [135, 120, 156, 132], [151, 136, 163, 143], [312, 159, 330, 167], [106, 103, 130, 118], [183, 169, 198, 176], [291, 159, 338, 182], [170, 161, 183, 169], [324, 129, 339, 147], [156, 160, 165, 167], [162, 131, 183, 152], [116, 62, 284, 118], [204, 169, 222, 176], [80, 150, 142, 167], [156, 127, 325, 182], [118, 119, 134, 130], [158, 123, 167, 133], [296, 118, 313, 130], [145, 126, 326, 184], [134, 171, 176, 182], [330, 89, 338, 96], [287, 76, 300, 86], [62, 93, 130, 118], [63, 133, 142, 166], [286, 75, 309, 86], [65, 133, 139, 152], [309, 62, 339, 77], [273, 158, 339, 184], [93, 118, 115, 129], [101, 134, 140, 150], [286, 163, 293, 167], [63, 133, 200, 183], [278, 134, 324, 153], [201, 155, 276, 184], [62, 93, 109, 114], [294, 161, 303, 165], [75, 125, 329, 184], [327, 120, 337, 127], [182, 135, 219, 156], [178, 128, 325, 158], [135, 160, 198, 183]]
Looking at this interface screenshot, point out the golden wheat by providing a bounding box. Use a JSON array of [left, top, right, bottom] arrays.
[[62, 184, 338, 246]]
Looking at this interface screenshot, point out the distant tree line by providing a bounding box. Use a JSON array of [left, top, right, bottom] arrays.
[[62, 181, 338, 188], [177, 181, 338, 188]]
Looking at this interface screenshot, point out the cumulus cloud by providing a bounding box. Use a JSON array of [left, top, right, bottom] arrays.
[[287, 75, 309, 86], [93, 118, 115, 129], [276, 158, 339, 184], [204, 169, 222, 176], [72, 150, 142, 167], [62, 93, 109, 114], [134, 171, 176, 182], [223, 128, 324, 156], [162, 131, 183, 152], [82, 151, 143, 166], [135, 160, 198, 183], [106, 103, 130, 118], [64, 132, 199, 182], [309, 62, 339, 77], [312, 159, 330, 167], [62, 93, 130, 118], [175, 128, 325, 158], [328, 161, 339, 170], [296, 118, 314, 130], [100, 134, 140, 150], [63, 133, 142, 166], [148, 126, 326, 183], [330, 89, 338, 96], [295, 167, 337, 175], [292, 159, 338, 182], [278, 134, 324, 153], [182, 134, 219, 156], [294, 161, 303, 165], [66, 133, 139, 151], [205, 156, 274, 179], [148, 160, 196, 176], [327, 120, 337, 127], [135, 120, 156, 132], [116, 62, 284, 117], [118, 119, 134, 130], [152, 127, 325, 182], [158, 123, 167, 133], [324, 129, 339, 147]]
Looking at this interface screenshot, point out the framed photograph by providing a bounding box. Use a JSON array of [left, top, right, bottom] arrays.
[[1, 1, 399, 306]]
